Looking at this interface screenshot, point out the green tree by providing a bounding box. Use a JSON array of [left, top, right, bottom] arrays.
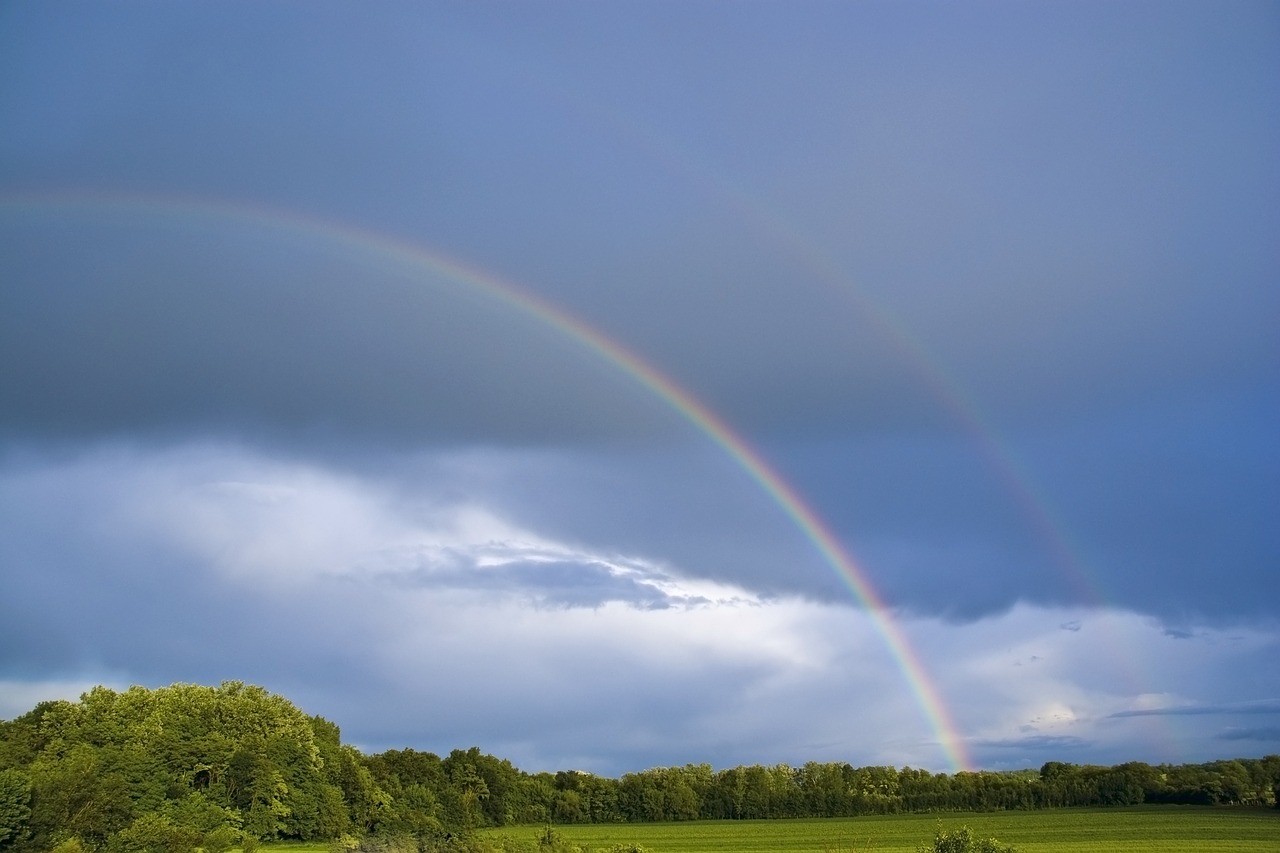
[[242, 766, 291, 840], [798, 762, 852, 817], [0, 768, 31, 849], [1210, 760, 1254, 805], [27, 742, 134, 849], [333, 746, 391, 832], [0, 704, 60, 772], [447, 761, 490, 830]]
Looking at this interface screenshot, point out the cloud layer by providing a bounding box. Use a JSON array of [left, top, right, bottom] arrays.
[[2, 443, 1276, 774]]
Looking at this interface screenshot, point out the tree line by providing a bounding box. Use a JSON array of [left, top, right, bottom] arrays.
[[0, 682, 1276, 852]]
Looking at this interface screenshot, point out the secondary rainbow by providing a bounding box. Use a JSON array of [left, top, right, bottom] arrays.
[[565, 91, 1110, 607], [0, 190, 974, 772]]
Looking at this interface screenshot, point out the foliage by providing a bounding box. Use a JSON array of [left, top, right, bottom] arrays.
[[917, 824, 1016, 853], [202, 825, 242, 853], [0, 769, 31, 848], [47, 840, 88, 853], [0, 683, 341, 851], [106, 812, 202, 853], [2, 682, 1279, 852]]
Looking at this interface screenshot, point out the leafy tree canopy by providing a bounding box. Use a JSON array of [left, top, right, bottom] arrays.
[[1, 682, 1277, 853]]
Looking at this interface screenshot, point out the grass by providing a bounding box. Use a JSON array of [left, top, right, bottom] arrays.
[[479, 807, 1280, 853]]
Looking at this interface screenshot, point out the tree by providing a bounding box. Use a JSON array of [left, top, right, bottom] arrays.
[[442, 760, 489, 830], [242, 767, 291, 840], [0, 769, 31, 849], [798, 762, 852, 817], [27, 743, 134, 849], [6, 680, 1280, 847], [331, 746, 390, 833]]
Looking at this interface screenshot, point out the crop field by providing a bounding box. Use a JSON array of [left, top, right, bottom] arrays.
[[483, 807, 1280, 853]]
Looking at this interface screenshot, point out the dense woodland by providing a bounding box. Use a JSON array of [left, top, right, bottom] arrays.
[[0, 683, 1276, 852]]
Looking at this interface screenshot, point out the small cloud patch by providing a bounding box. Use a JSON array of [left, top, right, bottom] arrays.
[[1109, 699, 1280, 718], [424, 558, 713, 610], [368, 533, 750, 611], [975, 735, 1091, 751], [1218, 727, 1280, 742]]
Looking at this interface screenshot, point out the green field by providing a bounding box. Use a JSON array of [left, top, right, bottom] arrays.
[[481, 807, 1280, 853]]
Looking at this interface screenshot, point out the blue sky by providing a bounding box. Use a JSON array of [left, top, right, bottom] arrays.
[[1, 1, 1277, 775]]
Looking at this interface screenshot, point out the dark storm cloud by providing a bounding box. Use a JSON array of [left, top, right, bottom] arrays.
[[3, 3, 1273, 439], [758, 399, 1279, 624], [0, 212, 676, 446], [1218, 728, 1280, 743], [975, 736, 1091, 752]]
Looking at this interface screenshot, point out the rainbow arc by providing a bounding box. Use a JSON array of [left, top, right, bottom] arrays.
[[0, 191, 973, 772]]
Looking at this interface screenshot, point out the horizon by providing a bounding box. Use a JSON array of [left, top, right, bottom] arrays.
[[5, 677, 1275, 780]]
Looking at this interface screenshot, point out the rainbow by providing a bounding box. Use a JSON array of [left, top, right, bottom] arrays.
[[603, 128, 1172, 753], [586, 103, 1109, 607], [0, 190, 973, 772], [442, 62, 1156, 723]]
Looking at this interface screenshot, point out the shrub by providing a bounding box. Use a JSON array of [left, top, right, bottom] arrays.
[[203, 826, 241, 853], [918, 825, 1017, 853], [107, 813, 202, 853], [48, 839, 89, 853]]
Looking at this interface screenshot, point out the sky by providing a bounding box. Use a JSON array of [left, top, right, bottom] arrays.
[[0, 1, 1277, 777]]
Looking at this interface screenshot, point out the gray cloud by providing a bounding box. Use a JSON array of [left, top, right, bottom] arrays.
[[1109, 701, 1280, 719], [0, 212, 679, 447], [3, 3, 1274, 435], [974, 736, 1091, 752], [1218, 728, 1280, 743]]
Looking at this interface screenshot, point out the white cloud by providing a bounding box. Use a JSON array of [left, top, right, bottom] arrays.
[[0, 676, 130, 720], [1, 442, 1275, 774]]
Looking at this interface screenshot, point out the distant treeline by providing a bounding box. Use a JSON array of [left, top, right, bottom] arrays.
[[0, 683, 1276, 852]]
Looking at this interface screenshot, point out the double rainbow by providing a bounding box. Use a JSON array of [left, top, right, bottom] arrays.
[[1, 191, 973, 772]]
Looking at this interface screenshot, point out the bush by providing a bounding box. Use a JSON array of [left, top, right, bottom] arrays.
[[203, 825, 242, 853], [331, 833, 362, 852], [48, 840, 89, 853], [108, 813, 202, 853], [918, 825, 1017, 853]]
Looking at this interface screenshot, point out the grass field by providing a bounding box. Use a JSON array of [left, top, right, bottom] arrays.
[[481, 807, 1280, 853]]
